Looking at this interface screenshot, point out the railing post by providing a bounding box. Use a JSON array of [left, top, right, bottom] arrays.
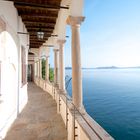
[[59, 93, 61, 112], [66, 95, 68, 130], [53, 85, 56, 100]]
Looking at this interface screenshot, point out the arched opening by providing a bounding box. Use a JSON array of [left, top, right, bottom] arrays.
[[0, 30, 18, 135]]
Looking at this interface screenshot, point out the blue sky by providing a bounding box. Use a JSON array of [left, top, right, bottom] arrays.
[[50, 0, 140, 68]]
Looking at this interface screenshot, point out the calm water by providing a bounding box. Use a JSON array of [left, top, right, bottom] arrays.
[[66, 69, 140, 140]]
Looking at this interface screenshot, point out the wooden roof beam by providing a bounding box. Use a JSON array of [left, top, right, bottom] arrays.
[[28, 32, 52, 36], [22, 17, 56, 23], [30, 41, 48, 43], [25, 23, 55, 27], [13, 1, 69, 10], [21, 15, 57, 19], [30, 39, 48, 41], [28, 28, 53, 30], [30, 46, 40, 48], [30, 42, 43, 44], [30, 37, 48, 40], [19, 12, 58, 17], [26, 26, 54, 29], [23, 19, 55, 23], [24, 21, 55, 26], [29, 34, 50, 37]]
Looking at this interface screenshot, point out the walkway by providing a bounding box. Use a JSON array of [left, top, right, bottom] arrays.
[[4, 82, 67, 140]]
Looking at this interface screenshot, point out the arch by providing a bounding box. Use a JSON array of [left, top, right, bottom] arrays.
[[0, 18, 18, 138]]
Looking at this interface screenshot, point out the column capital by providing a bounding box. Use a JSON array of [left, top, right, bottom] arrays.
[[57, 39, 66, 45], [53, 49, 59, 52], [46, 56, 49, 58], [67, 16, 85, 26]]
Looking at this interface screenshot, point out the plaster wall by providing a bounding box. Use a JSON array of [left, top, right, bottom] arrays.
[[0, 1, 28, 139]]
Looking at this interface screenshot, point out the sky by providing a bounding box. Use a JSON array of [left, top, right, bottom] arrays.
[[50, 0, 140, 68]]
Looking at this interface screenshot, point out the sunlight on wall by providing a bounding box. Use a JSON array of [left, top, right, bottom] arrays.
[[0, 31, 18, 138]]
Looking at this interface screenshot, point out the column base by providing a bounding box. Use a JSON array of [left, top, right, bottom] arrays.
[[59, 89, 67, 95], [70, 105, 86, 115]]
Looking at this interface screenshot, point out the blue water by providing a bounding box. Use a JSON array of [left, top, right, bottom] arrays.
[[66, 69, 140, 140]]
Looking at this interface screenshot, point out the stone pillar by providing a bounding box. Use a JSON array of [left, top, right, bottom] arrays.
[[31, 64, 34, 82], [53, 49, 59, 86], [39, 59, 42, 79], [37, 61, 39, 78], [45, 57, 49, 81], [67, 16, 85, 110], [57, 40, 66, 92], [35, 61, 37, 77]]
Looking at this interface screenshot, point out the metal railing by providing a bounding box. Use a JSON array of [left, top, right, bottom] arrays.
[[55, 88, 103, 140], [42, 79, 113, 140], [65, 75, 72, 90]]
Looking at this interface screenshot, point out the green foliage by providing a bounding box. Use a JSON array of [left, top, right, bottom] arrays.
[[41, 59, 54, 82], [49, 67, 54, 82], [42, 59, 46, 80]]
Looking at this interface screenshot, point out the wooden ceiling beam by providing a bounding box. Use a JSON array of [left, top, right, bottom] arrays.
[[30, 46, 40, 48], [30, 37, 48, 42], [24, 21, 55, 26], [30, 40, 48, 43], [30, 39, 46, 42], [30, 37, 48, 40], [30, 39, 48, 41], [24, 22, 54, 28], [28, 32, 52, 35], [15, 4, 59, 12], [27, 26, 54, 30], [30, 42, 43, 44], [23, 19, 55, 23], [30, 34, 49, 37], [30, 40, 47, 43], [29, 34, 51, 38], [30, 44, 43, 47], [30, 46, 42, 48], [18, 12, 58, 17], [26, 26, 54, 29], [12, 1, 68, 10], [22, 17, 56, 23], [30, 41, 45, 43], [30, 34, 50, 37], [3, 0, 63, 48], [21, 15, 57, 19], [30, 43, 44, 46]]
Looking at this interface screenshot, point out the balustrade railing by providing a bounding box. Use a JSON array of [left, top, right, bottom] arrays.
[[35, 77, 114, 140]]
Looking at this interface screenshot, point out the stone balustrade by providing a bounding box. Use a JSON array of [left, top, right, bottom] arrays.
[[34, 78, 114, 140]]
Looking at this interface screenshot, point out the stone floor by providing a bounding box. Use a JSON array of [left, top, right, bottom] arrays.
[[4, 82, 67, 140]]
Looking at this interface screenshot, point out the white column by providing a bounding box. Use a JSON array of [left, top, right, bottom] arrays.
[[39, 59, 42, 79], [67, 16, 85, 110], [35, 61, 37, 77], [31, 64, 34, 82], [45, 57, 49, 81], [57, 40, 66, 92], [53, 49, 59, 86], [37, 61, 39, 78]]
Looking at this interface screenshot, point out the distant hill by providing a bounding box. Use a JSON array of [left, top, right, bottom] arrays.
[[95, 66, 140, 69], [65, 67, 72, 69], [95, 66, 118, 69], [65, 66, 140, 70]]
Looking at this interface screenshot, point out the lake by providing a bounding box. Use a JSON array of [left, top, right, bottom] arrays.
[[66, 69, 140, 140]]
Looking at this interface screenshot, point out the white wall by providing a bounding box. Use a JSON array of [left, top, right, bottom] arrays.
[[0, 1, 28, 139]]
